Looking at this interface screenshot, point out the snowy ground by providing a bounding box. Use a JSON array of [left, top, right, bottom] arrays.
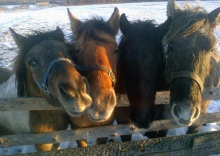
[[0, 0, 220, 155]]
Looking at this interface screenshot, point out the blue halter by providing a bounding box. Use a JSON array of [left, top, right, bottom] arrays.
[[34, 58, 75, 95], [34, 57, 116, 96]]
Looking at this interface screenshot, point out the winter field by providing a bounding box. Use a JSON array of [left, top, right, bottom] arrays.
[[0, 0, 220, 155]]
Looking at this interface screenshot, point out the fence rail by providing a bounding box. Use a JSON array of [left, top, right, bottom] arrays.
[[0, 87, 219, 111], [22, 131, 220, 156], [0, 112, 220, 148], [0, 87, 220, 155]]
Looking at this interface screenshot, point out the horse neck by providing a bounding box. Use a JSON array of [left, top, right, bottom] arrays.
[[0, 74, 17, 98], [204, 51, 220, 87]]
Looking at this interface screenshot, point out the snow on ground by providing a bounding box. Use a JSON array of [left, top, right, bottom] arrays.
[[0, 0, 220, 155]]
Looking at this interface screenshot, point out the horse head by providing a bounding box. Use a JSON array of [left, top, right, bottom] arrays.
[[10, 27, 92, 117], [165, 0, 220, 126], [68, 8, 120, 121], [117, 14, 171, 128]]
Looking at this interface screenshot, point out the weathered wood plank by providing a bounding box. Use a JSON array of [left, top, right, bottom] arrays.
[[14, 131, 220, 156], [0, 97, 63, 111], [0, 87, 220, 111], [0, 112, 220, 148]]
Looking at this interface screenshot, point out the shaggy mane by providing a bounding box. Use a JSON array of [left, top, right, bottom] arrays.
[[165, 6, 208, 43], [75, 17, 116, 44]]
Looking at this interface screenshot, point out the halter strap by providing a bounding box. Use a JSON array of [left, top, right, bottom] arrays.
[[170, 71, 204, 92], [75, 65, 116, 85], [35, 58, 75, 95], [35, 57, 116, 96]]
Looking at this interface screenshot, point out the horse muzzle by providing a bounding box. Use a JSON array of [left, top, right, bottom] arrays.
[[171, 103, 200, 126]]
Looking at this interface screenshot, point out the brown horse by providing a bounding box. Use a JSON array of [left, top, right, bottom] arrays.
[[0, 27, 92, 151], [164, 0, 220, 133], [67, 7, 120, 122], [116, 13, 171, 129]]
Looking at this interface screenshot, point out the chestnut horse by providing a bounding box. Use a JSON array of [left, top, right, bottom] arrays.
[[67, 7, 119, 122], [165, 0, 220, 133], [0, 27, 92, 151], [116, 13, 171, 129]]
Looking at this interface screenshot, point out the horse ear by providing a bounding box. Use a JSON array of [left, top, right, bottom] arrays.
[[156, 17, 172, 37], [67, 8, 82, 33], [107, 7, 120, 35], [167, 0, 179, 18], [9, 28, 27, 49], [208, 7, 220, 29], [54, 26, 65, 41], [119, 13, 131, 35]]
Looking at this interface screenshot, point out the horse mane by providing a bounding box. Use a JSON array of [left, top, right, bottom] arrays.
[[120, 20, 163, 51], [165, 5, 208, 43], [14, 29, 65, 97], [75, 17, 116, 43]]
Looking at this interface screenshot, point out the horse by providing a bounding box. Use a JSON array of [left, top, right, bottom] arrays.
[[0, 27, 92, 151], [164, 0, 220, 133], [116, 13, 171, 130], [67, 7, 119, 122], [66, 7, 136, 145]]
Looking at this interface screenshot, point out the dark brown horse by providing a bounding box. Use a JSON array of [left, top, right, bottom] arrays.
[[165, 0, 220, 133], [67, 7, 120, 122], [116, 13, 171, 129], [0, 27, 92, 151]]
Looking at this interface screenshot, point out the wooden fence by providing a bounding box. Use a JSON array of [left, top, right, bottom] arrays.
[[0, 87, 220, 155]]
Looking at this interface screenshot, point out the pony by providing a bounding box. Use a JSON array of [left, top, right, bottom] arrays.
[[0, 27, 92, 151], [67, 7, 119, 122], [67, 7, 135, 145], [164, 0, 220, 133], [116, 13, 171, 129]]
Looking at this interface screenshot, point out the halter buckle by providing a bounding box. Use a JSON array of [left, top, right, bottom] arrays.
[[42, 83, 50, 94]]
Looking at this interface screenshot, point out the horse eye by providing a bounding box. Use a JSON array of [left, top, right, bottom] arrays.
[[27, 59, 37, 68], [30, 61, 37, 67]]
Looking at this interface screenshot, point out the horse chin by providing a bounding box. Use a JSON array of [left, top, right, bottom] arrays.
[[174, 119, 194, 126], [88, 114, 111, 122], [87, 108, 112, 122], [66, 109, 84, 117]]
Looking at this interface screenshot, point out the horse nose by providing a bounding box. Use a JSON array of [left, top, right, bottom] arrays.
[[172, 104, 200, 126], [130, 109, 155, 129], [58, 83, 76, 100], [82, 77, 90, 95]]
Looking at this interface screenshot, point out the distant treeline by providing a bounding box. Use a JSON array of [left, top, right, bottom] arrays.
[[0, 0, 167, 5]]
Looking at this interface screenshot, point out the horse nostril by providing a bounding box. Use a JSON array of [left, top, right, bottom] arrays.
[[172, 104, 201, 123], [190, 106, 200, 121], [58, 83, 75, 99], [82, 77, 90, 95], [172, 104, 181, 118], [109, 90, 116, 106]]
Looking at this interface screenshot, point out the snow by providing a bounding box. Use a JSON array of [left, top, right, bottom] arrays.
[[0, 0, 220, 155]]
